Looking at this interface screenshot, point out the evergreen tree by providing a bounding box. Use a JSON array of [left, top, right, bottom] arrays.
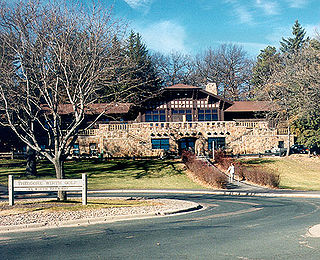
[[292, 112, 320, 151], [251, 46, 282, 95], [280, 20, 309, 54], [124, 31, 160, 102]]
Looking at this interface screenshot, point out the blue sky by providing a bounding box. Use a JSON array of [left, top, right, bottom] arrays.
[[108, 0, 320, 57]]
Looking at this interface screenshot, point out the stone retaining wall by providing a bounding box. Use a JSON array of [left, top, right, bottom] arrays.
[[75, 121, 293, 157]]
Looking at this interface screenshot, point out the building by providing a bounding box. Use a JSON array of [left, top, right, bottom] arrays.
[[73, 84, 292, 157]]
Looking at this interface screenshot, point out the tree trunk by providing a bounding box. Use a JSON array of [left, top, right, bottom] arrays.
[[286, 124, 291, 157], [25, 145, 37, 176], [54, 159, 67, 201]]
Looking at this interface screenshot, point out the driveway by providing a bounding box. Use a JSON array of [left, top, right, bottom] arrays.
[[1, 192, 320, 259]]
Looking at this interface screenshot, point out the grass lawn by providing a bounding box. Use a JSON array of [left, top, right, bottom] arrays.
[[0, 159, 205, 190], [241, 155, 320, 191]]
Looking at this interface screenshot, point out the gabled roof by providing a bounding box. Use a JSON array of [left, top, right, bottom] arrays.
[[225, 101, 272, 112], [162, 84, 233, 105], [165, 84, 199, 90]]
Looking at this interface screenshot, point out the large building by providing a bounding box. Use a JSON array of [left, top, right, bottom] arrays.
[[74, 84, 292, 157]]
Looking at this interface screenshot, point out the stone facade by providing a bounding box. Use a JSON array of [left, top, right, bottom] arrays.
[[71, 84, 294, 158], [74, 120, 293, 157]]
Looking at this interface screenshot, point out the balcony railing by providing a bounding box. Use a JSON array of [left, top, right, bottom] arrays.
[[276, 128, 288, 135], [78, 129, 98, 136], [98, 120, 270, 132]]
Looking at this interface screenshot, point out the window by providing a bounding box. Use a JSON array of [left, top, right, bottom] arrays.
[[278, 141, 284, 148], [151, 138, 170, 150], [145, 110, 166, 122], [172, 109, 192, 121], [208, 137, 225, 150], [89, 143, 97, 156], [73, 144, 80, 155], [198, 109, 218, 121]]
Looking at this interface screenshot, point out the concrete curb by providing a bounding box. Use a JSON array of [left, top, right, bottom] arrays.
[[2, 189, 320, 234], [87, 189, 320, 199], [0, 200, 202, 234]]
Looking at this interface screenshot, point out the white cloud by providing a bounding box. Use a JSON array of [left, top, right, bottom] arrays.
[[255, 0, 280, 15], [285, 0, 308, 8], [305, 23, 320, 38], [123, 0, 154, 9], [137, 20, 189, 54], [265, 26, 290, 45], [236, 6, 254, 24], [224, 0, 254, 24], [266, 22, 320, 47]]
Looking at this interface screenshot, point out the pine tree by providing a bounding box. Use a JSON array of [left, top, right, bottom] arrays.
[[251, 46, 282, 92], [280, 20, 309, 54], [125, 31, 160, 102]]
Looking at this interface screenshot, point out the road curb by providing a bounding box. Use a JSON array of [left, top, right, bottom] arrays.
[[0, 201, 202, 234], [87, 189, 320, 199]]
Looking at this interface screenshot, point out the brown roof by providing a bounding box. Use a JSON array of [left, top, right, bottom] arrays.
[[163, 84, 233, 105], [225, 101, 272, 112], [165, 84, 200, 89], [42, 103, 133, 115]]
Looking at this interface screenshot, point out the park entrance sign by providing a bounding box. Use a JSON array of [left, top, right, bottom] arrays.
[[8, 174, 87, 206]]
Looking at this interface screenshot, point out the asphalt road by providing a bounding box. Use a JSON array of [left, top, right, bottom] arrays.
[[1, 193, 320, 259]]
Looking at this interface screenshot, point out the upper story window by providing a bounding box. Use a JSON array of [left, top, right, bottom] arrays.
[[172, 109, 192, 121], [145, 110, 166, 122], [198, 109, 218, 121]]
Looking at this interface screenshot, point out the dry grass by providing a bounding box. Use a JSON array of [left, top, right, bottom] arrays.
[[0, 198, 158, 216], [241, 155, 320, 190]]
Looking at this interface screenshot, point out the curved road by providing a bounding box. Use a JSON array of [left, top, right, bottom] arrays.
[[1, 193, 320, 259]]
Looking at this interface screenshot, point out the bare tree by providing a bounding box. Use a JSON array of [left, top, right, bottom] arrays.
[[194, 44, 254, 100], [0, 1, 142, 200], [258, 43, 320, 155], [151, 51, 195, 86]]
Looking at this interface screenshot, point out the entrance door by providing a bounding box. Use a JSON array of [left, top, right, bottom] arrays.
[[178, 137, 196, 154]]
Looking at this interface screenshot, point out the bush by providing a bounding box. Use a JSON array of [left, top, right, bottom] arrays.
[[241, 166, 280, 188], [214, 150, 234, 170], [214, 152, 280, 188], [182, 151, 227, 189]]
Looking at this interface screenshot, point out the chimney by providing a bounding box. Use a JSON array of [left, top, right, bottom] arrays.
[[205, 83, 218, 95]]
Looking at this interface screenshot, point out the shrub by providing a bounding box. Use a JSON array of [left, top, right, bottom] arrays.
[[214, 150, 234, 170], [182, 151, 227, 189], [214, 152, 280, 188], [241, 166, 280, 188]]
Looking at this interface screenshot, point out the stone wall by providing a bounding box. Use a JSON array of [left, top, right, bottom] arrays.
[[75, 121, 293, 157]]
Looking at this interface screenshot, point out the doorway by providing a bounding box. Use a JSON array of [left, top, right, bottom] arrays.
[[178, 137, 196, 154]]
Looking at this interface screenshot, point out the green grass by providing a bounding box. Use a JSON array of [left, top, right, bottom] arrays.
[[240, 156, 320, 191], [0, 159, 205, 190]]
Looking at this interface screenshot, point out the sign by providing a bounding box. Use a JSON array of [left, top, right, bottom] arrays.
[[8, 174, 87, 206]]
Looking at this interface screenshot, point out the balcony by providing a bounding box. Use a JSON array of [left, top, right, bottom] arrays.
[[99, 120, 270, 133], [78, 129, 98, 136]]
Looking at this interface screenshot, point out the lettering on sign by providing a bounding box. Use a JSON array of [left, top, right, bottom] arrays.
[[14, 180, 82, 187], [8, 174, 87, 206], [15, 186, 83, 192]]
